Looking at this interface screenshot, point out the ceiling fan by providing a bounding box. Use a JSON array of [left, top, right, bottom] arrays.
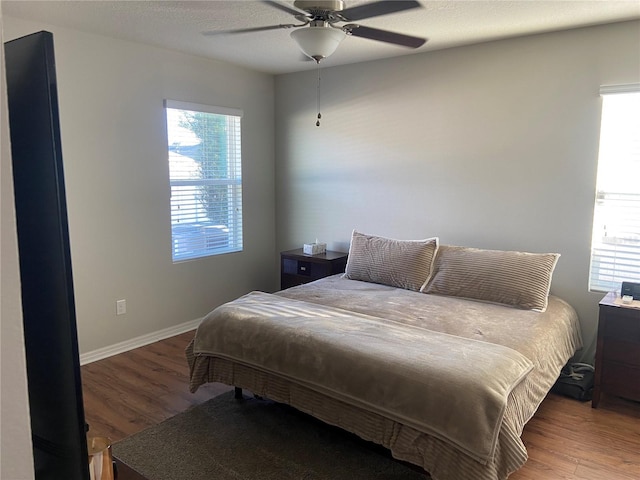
[[204, 0, 427, 63]]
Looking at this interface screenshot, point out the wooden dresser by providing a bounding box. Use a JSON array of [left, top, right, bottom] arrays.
[[592, 291, 640, 408]]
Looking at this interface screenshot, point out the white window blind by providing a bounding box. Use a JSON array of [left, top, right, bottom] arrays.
[[589, 84, 640, 292], [165, 100, 243, 262]]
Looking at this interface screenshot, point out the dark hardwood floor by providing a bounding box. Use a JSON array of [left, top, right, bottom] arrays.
[[81, 331, 640, 479], [81, 331, 231, 442]]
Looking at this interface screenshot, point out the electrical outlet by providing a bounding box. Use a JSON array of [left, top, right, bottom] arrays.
[[116, 299, 126, 315]]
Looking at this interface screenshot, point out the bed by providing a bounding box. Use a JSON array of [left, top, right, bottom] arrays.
[[186, 232, 582, 480]]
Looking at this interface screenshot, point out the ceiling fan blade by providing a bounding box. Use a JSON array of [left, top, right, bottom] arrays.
[[339, 0, 422, 22], [262, 0, 311, 18], [202, 24, 299, 36], [345, 24, 426, 48]]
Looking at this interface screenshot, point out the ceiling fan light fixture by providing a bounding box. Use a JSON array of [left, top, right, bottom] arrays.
[[290, 27, 346, 62]]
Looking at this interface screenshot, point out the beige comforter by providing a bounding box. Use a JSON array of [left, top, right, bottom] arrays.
[[193, 291, 534, 463], [188, 275, 582, 480]]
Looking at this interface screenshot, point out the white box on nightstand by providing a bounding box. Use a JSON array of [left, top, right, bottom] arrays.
[[303, 243, 326, 255]]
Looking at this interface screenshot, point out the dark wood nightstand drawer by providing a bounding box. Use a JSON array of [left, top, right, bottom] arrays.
[[297, 261, 312, 276], [600, 361, 640, 400], [602, 339, 640, 367], [280, 248, 348, 290], [601, 310, 640, 342], [282, 258, 298, 275]]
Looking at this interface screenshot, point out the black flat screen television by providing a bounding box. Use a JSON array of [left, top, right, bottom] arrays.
[[5, 30, 90, 480]]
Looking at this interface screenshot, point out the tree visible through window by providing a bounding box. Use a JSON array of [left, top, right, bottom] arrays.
[[165, 100, 243, 262], [589, 85, 640, 292]]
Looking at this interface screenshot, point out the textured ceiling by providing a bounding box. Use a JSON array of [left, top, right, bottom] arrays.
[[3, 0, 640, 74]]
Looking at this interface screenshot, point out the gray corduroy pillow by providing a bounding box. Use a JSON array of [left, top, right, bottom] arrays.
[[423, 245, 560, 312], [344, 231, 439, 292]]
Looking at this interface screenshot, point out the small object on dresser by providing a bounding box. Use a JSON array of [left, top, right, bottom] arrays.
[[303, 242, 327, 255], [622, 295, 633, 304], [621, 281, 640, 300]]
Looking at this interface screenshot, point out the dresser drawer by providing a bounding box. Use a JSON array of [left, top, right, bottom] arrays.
[[282, 258, 298, 275], [297, 261, 313, 276], [600, 361, 640, 401], [602, 313, 640, 342], [602, 339, 640, 367]]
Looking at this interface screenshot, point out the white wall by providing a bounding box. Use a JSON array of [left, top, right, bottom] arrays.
[[2, 17, 277, 354], [275, 21, 640, 363], [0, 7, 35, 479]]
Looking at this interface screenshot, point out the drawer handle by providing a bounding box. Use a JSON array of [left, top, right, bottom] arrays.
[[300, 266, 306, 271]]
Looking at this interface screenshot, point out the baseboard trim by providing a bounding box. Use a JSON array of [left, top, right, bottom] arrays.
[[79, 318, 202, 365]]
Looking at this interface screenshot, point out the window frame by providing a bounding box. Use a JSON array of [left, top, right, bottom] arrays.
[[165, 99, 243, 263], [588, 84, 640, 292]]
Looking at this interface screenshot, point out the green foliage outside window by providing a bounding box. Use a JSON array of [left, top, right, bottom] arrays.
[[179, 111, 229, 226]]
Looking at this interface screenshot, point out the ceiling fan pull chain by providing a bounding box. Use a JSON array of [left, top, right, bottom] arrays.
[[316, 62, 321, 127]]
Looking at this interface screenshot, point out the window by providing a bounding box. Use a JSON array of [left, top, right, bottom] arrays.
[[165, 100, 243, 262], [589, 84, 640, 292]]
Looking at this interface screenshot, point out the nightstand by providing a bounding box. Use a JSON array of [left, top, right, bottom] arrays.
[[280, 248, 348, 290], [592, 291, 640, 408]]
